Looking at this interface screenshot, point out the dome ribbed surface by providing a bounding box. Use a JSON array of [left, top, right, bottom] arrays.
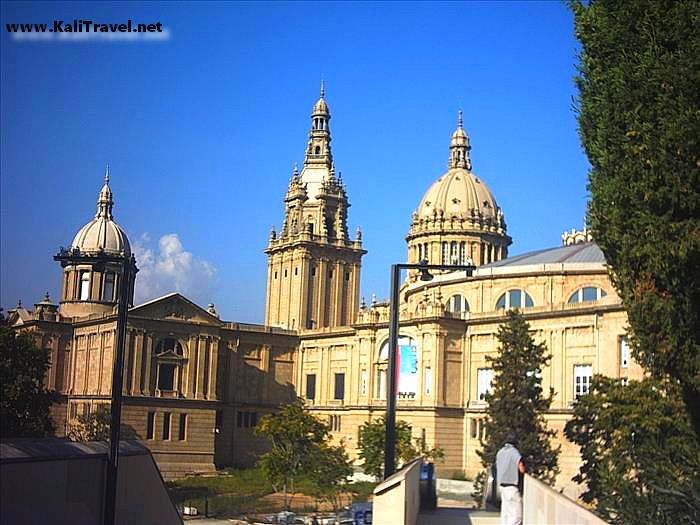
[[71, 217, 131, 256], [417, 168, 500, 222]]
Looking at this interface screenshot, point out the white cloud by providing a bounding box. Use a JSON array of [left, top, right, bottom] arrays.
[[132, 233, 216, 306]]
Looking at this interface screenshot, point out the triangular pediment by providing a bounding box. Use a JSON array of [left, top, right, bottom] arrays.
[[129, 293, 222, 325]]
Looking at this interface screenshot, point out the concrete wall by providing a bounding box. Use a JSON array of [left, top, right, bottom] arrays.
[[372, 458, 422, 525], [523, 474, 608, 525]]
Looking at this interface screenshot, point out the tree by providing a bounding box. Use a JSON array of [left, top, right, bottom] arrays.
[[255, 400, 350, 510], [565, 376, 700, 525], [477, 310, 559, 487], [307, 442, 353, 515], [357, 417, 442, 479], [571, 0, 700, 438], [0, 326, 57, 438], [68, 405, 111, 442]]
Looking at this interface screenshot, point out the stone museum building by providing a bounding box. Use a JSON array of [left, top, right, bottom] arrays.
[[7, 89, 643, 494]]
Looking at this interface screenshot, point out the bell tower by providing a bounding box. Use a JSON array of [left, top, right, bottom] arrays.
[[265, 86, 366, 330]]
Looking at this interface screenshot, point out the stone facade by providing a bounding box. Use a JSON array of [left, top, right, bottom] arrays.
[[8, 90, 643, 494]]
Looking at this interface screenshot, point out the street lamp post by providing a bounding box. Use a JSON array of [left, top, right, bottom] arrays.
[[54, 249, 135, 525], [384, 260, 475, 479]]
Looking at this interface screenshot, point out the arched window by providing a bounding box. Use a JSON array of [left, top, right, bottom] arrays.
[[459, 242, 467, 264], [315, 146, 321, 154], [377, 336, 418, 399], [441, 242, 449, 264], [156, 338, 184, 355], [568, 287, 607, 304], [445, 294, 469, 316], [496, 289, 534, 310]]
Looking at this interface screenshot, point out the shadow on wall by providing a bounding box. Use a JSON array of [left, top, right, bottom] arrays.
[[215, 348, 298, 469]]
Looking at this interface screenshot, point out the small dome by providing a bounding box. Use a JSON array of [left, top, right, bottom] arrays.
[[71, 170, 131, 256], [312, 80, 330, 116], [312, 96, 329, 115], [416, 168, 501, 223]]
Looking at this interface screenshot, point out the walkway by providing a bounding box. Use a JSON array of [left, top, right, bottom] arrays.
[[418, 497, 499, 525]]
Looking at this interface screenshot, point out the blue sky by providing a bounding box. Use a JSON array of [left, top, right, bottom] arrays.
[[1, 1, 589, 323]]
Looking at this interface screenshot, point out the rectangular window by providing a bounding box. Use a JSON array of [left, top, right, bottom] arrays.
[[146, 411, 155, 440], [178, 414, 187, 441], [477, 368, 494, 401], [102, 272, 115, 301], [163, 412, 171, 440], [360, 369, 368, 395], [470, 419, 478, 439], [620, 337, 630, 368], [377, 369, 387, 400], [424, 367, 433, 396], [79, 271, 91, 300], [334, 373, 345, 400], [574, 364, 593, 399], [236, 411, 243, 428], [243, 412, 250, 428], [250, 412, 258, 428], [306, 374, 316, 401]]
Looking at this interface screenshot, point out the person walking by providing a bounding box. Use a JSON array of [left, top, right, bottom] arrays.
[[495, 433, 525, 525]]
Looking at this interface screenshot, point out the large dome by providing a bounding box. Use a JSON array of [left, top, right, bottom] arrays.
[[71, 172, 131, 256], [406, 114, 511, 267], [417, 168, 501, 223]]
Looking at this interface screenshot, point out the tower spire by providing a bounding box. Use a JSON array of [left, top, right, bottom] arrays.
[[96, 166, 114, 219], [304, 85, 333, 168], [449, 111, 472, 170]]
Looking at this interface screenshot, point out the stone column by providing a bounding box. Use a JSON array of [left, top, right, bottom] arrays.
[[208, 336, 220, 400], [131, 330, 144, 396], [142, 333, 153, 396], [196, 336, 206, 399]]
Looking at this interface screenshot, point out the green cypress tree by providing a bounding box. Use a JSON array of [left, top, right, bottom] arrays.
[[570, 0, 700, 437], [478, 310, 559, 484]]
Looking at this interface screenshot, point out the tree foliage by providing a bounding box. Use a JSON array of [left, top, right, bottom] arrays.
[[357, 417, 442, 479], [0, 326, 56, 438], [571, 0, 700, 436], [307, 442, 353, 512], [255, 400, 351, 510], [478, 310, 559, 484], [565, 376, 700, 525], [68, 405, 111, 442]]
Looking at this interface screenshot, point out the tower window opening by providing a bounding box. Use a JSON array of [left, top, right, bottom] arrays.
[[315, 146, 321, 155], [79, 271, 91, 300], [102, 272, 116, 302]]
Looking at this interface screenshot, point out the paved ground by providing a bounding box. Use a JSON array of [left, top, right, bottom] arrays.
[[417, 496, 499, 525]]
